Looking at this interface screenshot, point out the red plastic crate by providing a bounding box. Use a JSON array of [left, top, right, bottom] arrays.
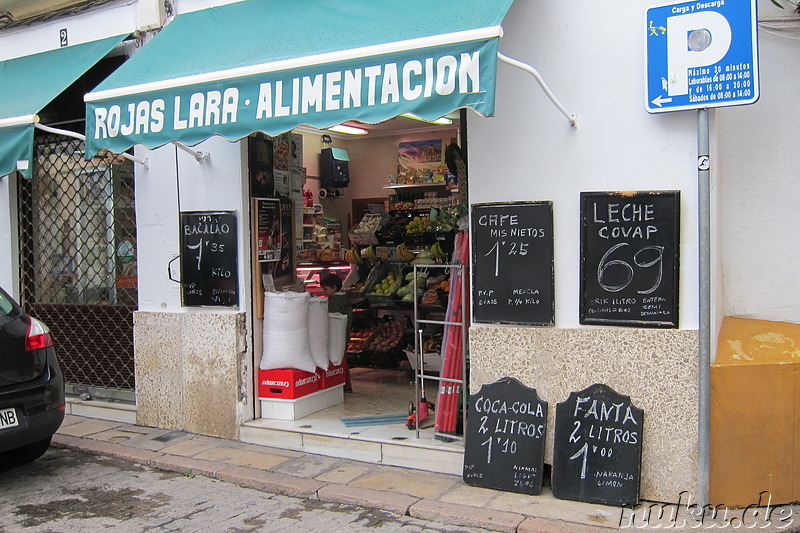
[[258, 368, 319, 399], [319, 362, 346, 389]]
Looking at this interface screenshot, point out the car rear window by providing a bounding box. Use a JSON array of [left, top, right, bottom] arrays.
[[0, 290, 19, 324]]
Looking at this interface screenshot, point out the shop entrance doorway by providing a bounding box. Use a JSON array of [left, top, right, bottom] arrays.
[[248, 112, 468, 469]]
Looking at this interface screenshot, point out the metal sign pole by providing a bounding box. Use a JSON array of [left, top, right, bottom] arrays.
[[697, 107, 711, 507]]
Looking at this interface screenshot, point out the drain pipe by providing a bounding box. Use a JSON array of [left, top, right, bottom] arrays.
[[697, 108, 711, 507]]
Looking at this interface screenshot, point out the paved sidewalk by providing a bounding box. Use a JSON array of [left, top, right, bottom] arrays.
[[51, 415, 796, 533]]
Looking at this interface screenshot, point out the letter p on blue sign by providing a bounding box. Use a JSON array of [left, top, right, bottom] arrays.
[[645, 0, 759, 113]]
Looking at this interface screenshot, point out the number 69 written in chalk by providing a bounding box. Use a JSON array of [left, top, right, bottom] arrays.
[[597, 243, 664, 294]]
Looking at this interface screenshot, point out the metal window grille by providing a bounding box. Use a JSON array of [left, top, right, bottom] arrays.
[[17, 131, 137, 394]]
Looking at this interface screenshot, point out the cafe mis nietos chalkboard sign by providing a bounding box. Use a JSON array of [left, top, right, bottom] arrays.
[[463, 377, 548, 495], [471, 202, 554, 326], [551, 383, 643, 507], [580, 191, 679, 328], [180, 211, 239, 307]]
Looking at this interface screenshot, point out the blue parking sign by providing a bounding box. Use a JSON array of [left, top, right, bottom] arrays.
[[645, 0, 759, 113]]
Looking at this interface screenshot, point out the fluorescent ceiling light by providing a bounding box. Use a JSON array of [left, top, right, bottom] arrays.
[[327, 124, 368, 135], [399, 113, 453, 125]]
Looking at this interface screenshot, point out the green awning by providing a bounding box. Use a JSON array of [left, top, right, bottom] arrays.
[[0, 35, 127, 178], [85, 0, 514, 156]]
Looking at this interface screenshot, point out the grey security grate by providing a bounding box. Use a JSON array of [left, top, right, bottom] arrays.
[[17, 130, 137, 392]]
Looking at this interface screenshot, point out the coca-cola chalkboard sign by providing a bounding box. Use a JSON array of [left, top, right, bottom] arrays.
[[180, 211, 238, 307], [471, 202, 554, 326], [580, 191, 679, 328], [463, 377, 548, 495]]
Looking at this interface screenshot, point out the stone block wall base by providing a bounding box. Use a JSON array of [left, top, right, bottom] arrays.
[[470, 326, 699, 503], [134, 311, 246, 440]]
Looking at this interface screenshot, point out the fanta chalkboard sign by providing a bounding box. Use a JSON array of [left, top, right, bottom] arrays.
[[180, 211, 238, 307], [463, 377, 548, 495], [551, 384, 643, 506]]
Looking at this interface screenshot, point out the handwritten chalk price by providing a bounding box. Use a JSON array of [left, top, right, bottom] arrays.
[[483, 235, 545, 277], [597, 243, 664, 294]]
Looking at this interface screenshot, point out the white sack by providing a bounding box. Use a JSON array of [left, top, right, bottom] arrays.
[[328, 312, 349, 366], [307, 296, 330, 370], [260, 291, 316, 372]]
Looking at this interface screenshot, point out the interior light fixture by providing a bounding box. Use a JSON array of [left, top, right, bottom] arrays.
[[326, 124, 368, 135], [399, 113, 453, 125]]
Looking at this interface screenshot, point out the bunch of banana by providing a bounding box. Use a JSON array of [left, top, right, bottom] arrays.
[[345, 247, 363, 264], [396, 243, 415, 261], [365, 244, 379, 261], [430, 241, 447, 260]]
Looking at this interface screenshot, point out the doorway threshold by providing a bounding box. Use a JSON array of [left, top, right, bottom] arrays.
[[240, 368, 464, 475]]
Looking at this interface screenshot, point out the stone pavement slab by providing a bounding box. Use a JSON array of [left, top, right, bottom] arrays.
[[59, 414, 800, 533]]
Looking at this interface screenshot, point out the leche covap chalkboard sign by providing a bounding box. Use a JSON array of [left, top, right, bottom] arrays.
[[472, 202, 554, 326], [463, 377, 548, 495], [580, 191, 679, 328], [551, 384, 643, 507], [180, 211, 239, 307]]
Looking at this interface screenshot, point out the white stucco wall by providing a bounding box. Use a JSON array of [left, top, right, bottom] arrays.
[[469, 0, 704, 330], [0, 1, 137, 61], [0, 173, 18, 297], [718, 9, 800, 324], [134, 136, 251, 314]]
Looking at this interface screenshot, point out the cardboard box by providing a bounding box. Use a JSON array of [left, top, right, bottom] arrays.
[[319, 362, 346, 389], [258, 368, 319, 399]]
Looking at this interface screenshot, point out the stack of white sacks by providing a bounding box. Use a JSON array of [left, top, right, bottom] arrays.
[[260, 291, 348, 373]]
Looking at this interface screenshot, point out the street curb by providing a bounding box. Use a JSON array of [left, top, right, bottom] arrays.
[[52, 434, 163, 465], [215, 465, 326, 499], [317, 484, 419, 516], [408, 498, 524, 533], [518, 516, 620, 533], [149, 453, 228, 479]]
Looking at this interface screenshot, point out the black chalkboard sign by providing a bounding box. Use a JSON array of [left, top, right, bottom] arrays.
[[580, 191, 680, 328], [180, 211, 239, 307], [472, 202, 554, 325], [551, 384, 643, 506], [463, 377, 548, 495]]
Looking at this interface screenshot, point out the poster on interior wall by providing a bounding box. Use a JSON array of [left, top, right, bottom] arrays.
[[274, 170, 291, 197], [259, 198, 295, 290], [256, 198, 281, 262], [291, 167, 305, 193], [291, 133, 303, 168], [397, 139, 445, 184], [249, 134, 274, 197], [274, 133, 291, 172], [580, 191, 680, 328]]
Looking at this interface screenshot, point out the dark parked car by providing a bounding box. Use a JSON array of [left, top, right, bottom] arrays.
[[0, 286, 64, 465]]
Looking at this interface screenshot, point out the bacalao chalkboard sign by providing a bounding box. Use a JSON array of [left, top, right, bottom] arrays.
[[580, 191, 679, 328], [551, 384, 643, 507], [180, 211, 239, 307], [463, 377, 548, 495], [472, 202, 554, 326]]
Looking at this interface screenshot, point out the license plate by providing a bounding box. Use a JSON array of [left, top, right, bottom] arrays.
[[0, 407, 19, 430]]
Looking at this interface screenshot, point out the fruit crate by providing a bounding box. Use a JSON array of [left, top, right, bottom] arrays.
[[364, 262, 403, 306], [349, 213, 386, 246]]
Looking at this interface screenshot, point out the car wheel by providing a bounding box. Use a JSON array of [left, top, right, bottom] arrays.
[[1, 437, 52, 467]]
